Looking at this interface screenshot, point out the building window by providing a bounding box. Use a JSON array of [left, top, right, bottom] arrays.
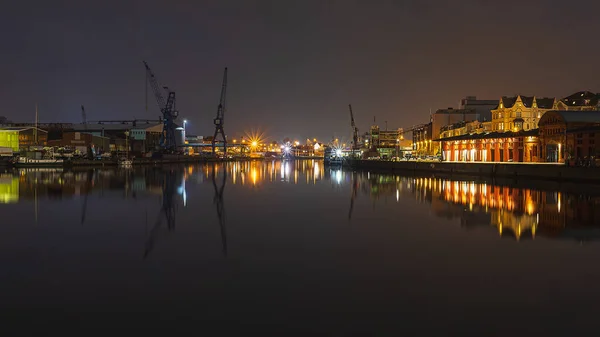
[[525, 123, 529, 129]]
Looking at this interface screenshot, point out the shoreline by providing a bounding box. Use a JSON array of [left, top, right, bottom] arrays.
[[346, 159, 600, 183]]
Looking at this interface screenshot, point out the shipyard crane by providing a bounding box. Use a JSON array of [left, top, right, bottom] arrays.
[[143, 61, 179, 152], [349, 104, 359, 156], [81, 105, 87, 125], [212, 68, 228, 156]]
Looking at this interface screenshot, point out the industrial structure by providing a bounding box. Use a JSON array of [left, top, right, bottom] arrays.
[[212, 68, 228, 156], [348, 104, 359, 157], [144, 61, 179, 153]]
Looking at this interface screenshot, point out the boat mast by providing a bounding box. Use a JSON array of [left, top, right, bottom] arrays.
[[34, 103, 38, 146]]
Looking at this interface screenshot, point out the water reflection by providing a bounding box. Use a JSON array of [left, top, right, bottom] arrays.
[[212, 163, 227, 256], [361, 172, 600, 243], [144, 168, 180, 258]]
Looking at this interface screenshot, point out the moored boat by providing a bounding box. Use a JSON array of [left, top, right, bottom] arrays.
[[15, 157, 64, 168]]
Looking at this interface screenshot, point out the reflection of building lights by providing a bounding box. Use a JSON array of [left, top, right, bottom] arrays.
[[335, 170, 342, 184], [396, 189, 399, 202], [177, 180, 187, 206]]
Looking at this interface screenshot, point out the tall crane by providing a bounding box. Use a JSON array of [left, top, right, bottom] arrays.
[[349, 104, 359, 156], [212, 67, 228, 156], [143, 61, 179, 152], [81, 105, 87, 125]]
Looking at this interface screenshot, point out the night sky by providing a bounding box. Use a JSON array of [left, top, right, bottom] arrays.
[[2, 0, 599, 142]]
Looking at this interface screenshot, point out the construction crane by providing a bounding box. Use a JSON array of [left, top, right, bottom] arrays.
[[81, 105, 87, 125], [349, 104, 359, 156], [212, 67, 228, 156], [143, 61, 179, 152]]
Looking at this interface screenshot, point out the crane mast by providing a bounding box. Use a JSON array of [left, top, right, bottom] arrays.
[[81, 105, 87, 131], [349, 104, 359, 156], [143, 61, 178, 152], [212, 67, 228, 156]]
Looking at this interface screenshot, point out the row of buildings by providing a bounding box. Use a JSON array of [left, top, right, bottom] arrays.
[[407, 91, 600, 164], [0, 120, 175, 156]]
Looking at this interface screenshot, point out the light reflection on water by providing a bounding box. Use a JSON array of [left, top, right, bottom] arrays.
[[362, 172, 600, 243], [2, 161, 600, 334]]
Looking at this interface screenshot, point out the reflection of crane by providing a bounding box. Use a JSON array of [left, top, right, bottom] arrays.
[[143, 61, 178, 152], [349, 104, 359, 156], [81, 105, 87, 131], [80, 169, 94, 225], [348, 171, 358, 220], [144, 169, 177, 258], [212, 68, 228, 156], [212, 163, 227, 256]]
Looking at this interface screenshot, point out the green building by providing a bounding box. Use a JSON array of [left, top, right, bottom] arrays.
[[0, 130, 19, 151]]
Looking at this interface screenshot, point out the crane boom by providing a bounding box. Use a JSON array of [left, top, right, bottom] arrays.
[[143, 61, 178, 152], [349, 104, 359, 153], [81, 105, 87, 124]]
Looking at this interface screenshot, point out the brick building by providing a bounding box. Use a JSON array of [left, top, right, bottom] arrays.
[[538, 110, 600, 164]]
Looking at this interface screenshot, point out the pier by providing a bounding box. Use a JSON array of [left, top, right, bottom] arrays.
[[347, 159, 600, 183]]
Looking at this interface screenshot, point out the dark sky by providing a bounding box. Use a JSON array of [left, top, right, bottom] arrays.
[[2, 0, 599, 142]]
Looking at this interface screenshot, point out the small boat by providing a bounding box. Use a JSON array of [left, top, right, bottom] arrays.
[[16, 157, 64, 168], [328, 156, 343, 166], [118, 158, 133, 167]]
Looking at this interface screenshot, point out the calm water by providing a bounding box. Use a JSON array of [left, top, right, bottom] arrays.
[[2, 160, 600, 335]]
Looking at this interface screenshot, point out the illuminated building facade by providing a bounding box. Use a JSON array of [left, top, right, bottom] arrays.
[[0, 130, 19, 151], [538, 110, 600, 163], [413, 122, 433, 156], [0, 127, 48, 149], [440, 129, 539, 162], [491, 95, 561, 132], [369, 125, 405, 159]]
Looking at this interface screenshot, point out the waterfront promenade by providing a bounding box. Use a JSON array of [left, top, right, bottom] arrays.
[[348, 159, 600, 182]]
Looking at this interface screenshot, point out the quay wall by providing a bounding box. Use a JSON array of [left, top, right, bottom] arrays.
[[347, 160, 600, 182]]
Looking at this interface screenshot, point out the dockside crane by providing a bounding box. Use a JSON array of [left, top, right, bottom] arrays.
[[81, 105, 87, 125], [143, 61, 179, 152], [212, 68, 228, 156], [349, 104, 359, 157]]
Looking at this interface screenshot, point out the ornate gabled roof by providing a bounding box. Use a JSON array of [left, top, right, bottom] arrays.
[[561, 91, 600, 107], [520, 96, 534, 107], [501, 96, 518, 108]]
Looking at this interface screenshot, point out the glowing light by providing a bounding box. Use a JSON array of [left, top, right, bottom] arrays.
[[335, 149, 342, 156], [335, 170, 342, 184], [251, 141, 258, 147]]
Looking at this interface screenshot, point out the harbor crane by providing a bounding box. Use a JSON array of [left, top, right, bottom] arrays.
[[349, 104, 359, 156], [212, 68, 228, 156], [81, 105, 87, 125], [143, 61, 179, 152]]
